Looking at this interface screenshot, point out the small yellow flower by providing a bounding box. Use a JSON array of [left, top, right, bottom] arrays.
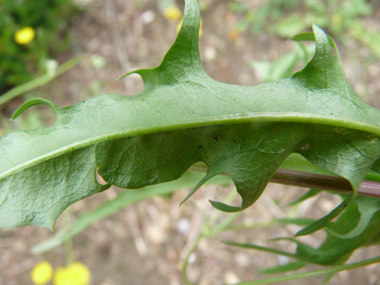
[[14, 27, 35, 44], [176, 18, 203, 37], [53, 262, 90, 285], [164, 6, 182, 21], [31, 261, 53, 285]]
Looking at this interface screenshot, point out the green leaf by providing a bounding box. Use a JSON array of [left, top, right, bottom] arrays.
[[31, 171, 232, 254], [322, 253, 352, 284], [280, 153, 337, 176], [209, 200, 240, 213], [270, 15, 307, 38], [281, 153, 380, 182], [294, 195, 353, 237], [220, 255, 380, 285], [223, 241, 297, 259], [276, 218, 315, 226], [259, 261, 307, 274], [1, 0, 380, 229], [286, 189, 320, 206], [326, 195, 380, 239], [226, 195, 380, 266], [10, 98, 58, 121], [251, 43, 315, 82], [0, 146, 109, 229], [291, 32, 336, 48]]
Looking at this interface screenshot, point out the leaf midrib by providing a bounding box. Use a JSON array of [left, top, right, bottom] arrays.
[[1, 111, 379, 181]]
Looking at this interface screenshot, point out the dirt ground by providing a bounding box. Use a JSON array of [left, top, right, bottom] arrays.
[[1, 0, 380, 284]]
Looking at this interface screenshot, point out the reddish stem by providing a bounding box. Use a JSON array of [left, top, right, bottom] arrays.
[[189, 167, 380, 198]]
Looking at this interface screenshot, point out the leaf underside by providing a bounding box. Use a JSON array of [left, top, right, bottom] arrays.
[[1, 0, 380, 230]]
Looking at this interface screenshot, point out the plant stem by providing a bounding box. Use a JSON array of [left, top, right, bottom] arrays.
[[63, 208, 75, 265], [221, 220, 277, 232], [230, 255, 380, 285], [189, 167, 380, 198], [183, 189, 242, 284], [182, 235, 201, 285], [272, 168, 380, 198], [0, 56, 84, 106], [206, 212, 241, 236]]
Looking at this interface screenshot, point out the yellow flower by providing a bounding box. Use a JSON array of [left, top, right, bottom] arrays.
[[164, 6, 182, 21], [31, 261, 53, 285], [176, 18, 203, 37], [53, 262, 91, 285], [14, 27, 35, 44]]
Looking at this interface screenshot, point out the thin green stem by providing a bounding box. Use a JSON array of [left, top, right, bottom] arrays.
[[64, 235, 74, 265], [182, 235, 202, 285], [216, 220, 277, 232], [183, 188, 240, 284], [63, 208, 75, 265], [0, 56, 84, 106], [206, 212, 241, 236], [230, 255, 380, 285]]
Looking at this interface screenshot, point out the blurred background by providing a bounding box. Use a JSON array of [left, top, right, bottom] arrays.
[[1, 0, 380, 284]]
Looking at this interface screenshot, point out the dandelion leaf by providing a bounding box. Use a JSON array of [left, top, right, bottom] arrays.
[[1, 0, 380, 229]]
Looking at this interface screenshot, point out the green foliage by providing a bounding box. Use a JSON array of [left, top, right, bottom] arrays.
[[229, 0, 380, 58], [226, 194, 380, 281], [0, 56, 84, 107], [229, 0, 372, 37], [0, 0, 78, 93], [1, 0, 380, 235], [251, 42, 315, 82], [350, 20, 380, 58], [228, 0, 298, 34], [1, 1, 380, 283], [31, 171, 232, 254]]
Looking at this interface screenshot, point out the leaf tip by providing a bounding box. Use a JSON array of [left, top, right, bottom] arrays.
[[209, 200, 241, 212], [117, 72, 132, 81], [179, 190, 198, 208], [294, 230, 306, 238], [311, 22, 322, 31], [11, 98, 58, 121], [179, 198, 188, 207]]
